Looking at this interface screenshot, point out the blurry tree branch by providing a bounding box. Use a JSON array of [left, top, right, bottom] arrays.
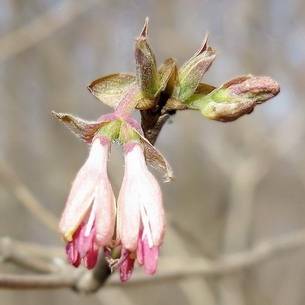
[[198, 110, 305, 305], [0, 0, 100, 63], [2, 226, 305, 291], [0, 161, 58, 232], [218, 157, 266, 305]]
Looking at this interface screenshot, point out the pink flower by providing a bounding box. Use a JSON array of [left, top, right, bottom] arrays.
[[117, 142, 165, 281], [59, 136, 116, 269]]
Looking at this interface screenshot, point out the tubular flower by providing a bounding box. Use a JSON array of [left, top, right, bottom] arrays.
[[117, 142, 165, 281], [59, 135, 116, 269]]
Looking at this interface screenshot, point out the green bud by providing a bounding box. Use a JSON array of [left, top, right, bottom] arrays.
[[173, 35, 216, 102], [135, 18, 159, 99], [188, 75, 280, 122]]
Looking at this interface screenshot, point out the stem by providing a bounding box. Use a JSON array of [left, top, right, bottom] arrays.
[[140, 91, 175, 144]]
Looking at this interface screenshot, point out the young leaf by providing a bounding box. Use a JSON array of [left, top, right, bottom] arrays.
[[156, 58, 177, 96], [135, 18, 159, 99], [88, 73, 136, 108], [52, 112, 111, 143], [172, 36, 216, 102]]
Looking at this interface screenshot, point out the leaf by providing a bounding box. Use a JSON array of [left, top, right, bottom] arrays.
[[156, 58, 177, 96], [195, 83, 216, 95], [113, 84, 142, 116], [135, 19, 159, 99], [135, 98, 155, 110], [132, 127, 174, 182], [88, 73, 136, 108], [135, 41, 158, 98], [52, 112, 110, 143], [172, 35, 216, 101]]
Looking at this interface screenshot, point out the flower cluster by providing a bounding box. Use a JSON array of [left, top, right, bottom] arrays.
[[53, 18, 279, 282], [56, 112, 171, 282]]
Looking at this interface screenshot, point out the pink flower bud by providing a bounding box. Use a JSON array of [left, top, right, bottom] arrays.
[[59, 136, 116, 269], [117, 142, 165, 279], [119, 248, 136, 282]]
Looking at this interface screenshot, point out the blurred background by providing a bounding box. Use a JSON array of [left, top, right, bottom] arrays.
[[0, 0, 305, 304]]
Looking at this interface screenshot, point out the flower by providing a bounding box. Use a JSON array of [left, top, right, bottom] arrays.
[[117, 142, 165, 281], [59, 135, 116, 269]]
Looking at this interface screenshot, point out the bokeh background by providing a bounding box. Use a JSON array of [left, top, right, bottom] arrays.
[[1, 0, 305, 304]]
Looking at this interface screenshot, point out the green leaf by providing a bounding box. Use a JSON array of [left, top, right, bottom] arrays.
[[195, 82, 216, 95], [87, 73, 136, 108], [52, 111, 108, 143], [135, 18, 159, 99], [156, 58, 177, 96], [172, 36, 216, 102], [131, 127, 174, 182]]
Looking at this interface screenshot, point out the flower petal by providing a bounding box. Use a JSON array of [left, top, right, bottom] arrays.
[[83, 244, 99, 270], [140, 171, 165, 246], [66, 239, 80, 267], [117, 174, 141, 251], [119, 144, 165, 249], [95, 180, 116, 246], [119, 249, 135, 282], [59, 137, 110, 240], [141, 237, 159, 275]]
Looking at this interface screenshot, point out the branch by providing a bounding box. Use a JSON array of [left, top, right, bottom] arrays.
[[2, 228, 305, 290], [114, 228, 305, 286], [0, 161, 59, 232], [0, 273, 76, 290], [1, 238, 63, 259], [141, 111, 171, 145], [0, 237, 61, 273]]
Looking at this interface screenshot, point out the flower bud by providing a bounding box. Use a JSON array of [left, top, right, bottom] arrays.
[[117, 143, 165, 251], [59, 136, 116, 269], [188, 75, 280, 122]]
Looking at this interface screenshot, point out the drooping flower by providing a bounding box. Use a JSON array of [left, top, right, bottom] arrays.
[[54, 109, 172, 279], [59, 135, 116, 269], [116, 142, 165, 281]]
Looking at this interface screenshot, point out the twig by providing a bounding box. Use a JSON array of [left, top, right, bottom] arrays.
[[75, 255, 111, 293], [0, 273, 76, 290], [141, 111, 171, 145], [2, 227, 305, 290], [113, 228, 305, 286], [1, 238, 63, 259], [0, 0, 100, 63], [0, 237, 60, 273], [0, 161, 59, 232]]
